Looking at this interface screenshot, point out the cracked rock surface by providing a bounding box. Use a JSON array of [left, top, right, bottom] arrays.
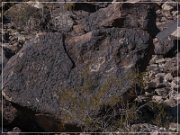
[[0, 0, 179, 133]]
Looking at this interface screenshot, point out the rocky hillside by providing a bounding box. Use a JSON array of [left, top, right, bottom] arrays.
[[0, 0, 179, 134]]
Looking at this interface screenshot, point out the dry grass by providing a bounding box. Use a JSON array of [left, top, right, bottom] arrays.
[[58, 67, 149, 131]]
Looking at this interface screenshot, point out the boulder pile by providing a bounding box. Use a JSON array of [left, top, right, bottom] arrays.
[[0, 0, 179, 134]]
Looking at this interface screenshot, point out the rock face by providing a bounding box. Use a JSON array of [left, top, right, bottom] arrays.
[[3, 33, 73, 116], [2, 28, 152, 131], [81, 3, 159, 37], [154, 36, 177, 56], [1, 0, 179, 133], [0, 47, 8, 73], [49, 7, 74, 32]]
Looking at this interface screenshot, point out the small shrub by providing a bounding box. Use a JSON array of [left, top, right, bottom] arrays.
[[58, 67, 149, 131], [109, 102, 139, 131]]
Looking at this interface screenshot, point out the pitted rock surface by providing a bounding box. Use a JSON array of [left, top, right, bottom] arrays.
[[2, 28, 152, 130], [1, 0, 179, 132], [2, 33, 74, 116]]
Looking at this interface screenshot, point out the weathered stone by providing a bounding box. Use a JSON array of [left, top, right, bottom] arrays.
[[2, 1, 179, 132], [147, 74, 168, 89], [162, 2, 174, 11], [164, 99, 177, 107], [171, 27, 180, 38], [81, 3, 123, 31], [130, 123, 164, 132], [154, 37, 177, 56], [2, 33, 73, 116], [2, 28, 152, 131], [171, 79, 179, 91], [169, 123, 180, 132], [162, 10, 172, 19], [156, 82, 169, 89], [149, 55, 163, 64], [145, 92, 153, 96], [1, 99, 18, 126], [155, 58, 165, 64], [155, 88, 169, 98], [155, 73, 165, 78], [145, 81, 157, 89], [17, 35, 25, 44], [164, 73, 173, 82], [27, 1, 44, 9], [135, 95, 150, 103], [164, 56, 179, 76], [147, 71, 156, 79], [146, 64, 160, 72], [0, 46, 8, 74], [152, 95, 163, 103], [49, 9, 74, 32], [81, 3, 159, 36]]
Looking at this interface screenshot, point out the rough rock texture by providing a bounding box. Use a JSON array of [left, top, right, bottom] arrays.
[[3, 33, 73, 115], [4, 3, 46, 32], [49, 9, 74, 32], [143, 54, 180, 121], [1, 99, 18, 126], [81, 3, 159, 37], [2, 28, 152, 131], [0, 47, 8, 73], [1, 0, 179, 133], [154, 36, 178, 56]]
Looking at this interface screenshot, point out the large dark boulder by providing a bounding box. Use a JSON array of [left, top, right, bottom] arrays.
[[2, 28, 153, 131], [81, 3, 159, 37], [2, 33, 73, 115]]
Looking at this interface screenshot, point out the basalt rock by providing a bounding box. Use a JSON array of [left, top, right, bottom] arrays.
[[1, 0, 180, 133], [1, 99, 18, 126], [81, 3, 159, 37], [0, 47, 8, 74], [154, 37, 179, 56], [2, 27, 153, 131], [2, 33, 73, 115]]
